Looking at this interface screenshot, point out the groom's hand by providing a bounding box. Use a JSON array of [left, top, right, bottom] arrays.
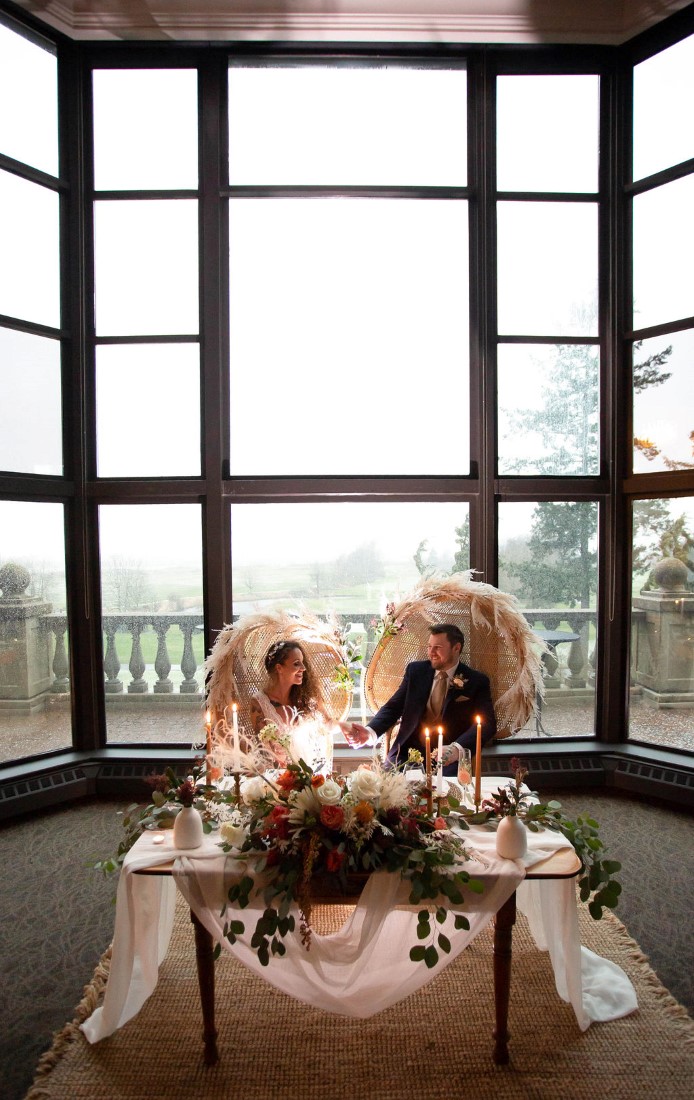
[[341, 722, 374, 748], [435, 743, 460, 766]]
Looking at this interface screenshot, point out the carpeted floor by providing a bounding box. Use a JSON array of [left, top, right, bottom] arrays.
[[1, 789, 692, 1100], [24, 895, 694, 1100]]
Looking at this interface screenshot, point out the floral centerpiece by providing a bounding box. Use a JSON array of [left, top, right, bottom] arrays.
[[95, 753, 623, 966], [217, 757, 480, 968]]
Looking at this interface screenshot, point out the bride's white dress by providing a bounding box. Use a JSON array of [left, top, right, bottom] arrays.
[[251, 690, 333, 771]]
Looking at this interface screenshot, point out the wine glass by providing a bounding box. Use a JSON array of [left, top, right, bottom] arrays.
[[457, 748, 473, 807]]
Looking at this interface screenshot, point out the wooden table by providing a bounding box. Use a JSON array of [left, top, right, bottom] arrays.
[[136, 845, 581, 1068], [492, 845, 581, 1064]]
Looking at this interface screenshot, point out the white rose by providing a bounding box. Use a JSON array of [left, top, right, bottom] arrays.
[[315, 778, 343, 805], [220, 821, 247, 848], [348, 767, 382, 802], [241, 776, 269, 805]]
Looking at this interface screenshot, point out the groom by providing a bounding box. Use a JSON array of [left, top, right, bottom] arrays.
[[345, 623, 497, 774]]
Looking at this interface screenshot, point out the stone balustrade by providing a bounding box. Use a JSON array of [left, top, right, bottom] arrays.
[[36, 607, 599, 700]]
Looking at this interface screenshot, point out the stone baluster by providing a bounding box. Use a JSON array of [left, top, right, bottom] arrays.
[[566, 622, 588, 688], [126, 620, 148, 694], [50, 616, 69, 693], [153, 622, 173, 693], [103, 622, 124, 693], [180, 622, 199, 694]]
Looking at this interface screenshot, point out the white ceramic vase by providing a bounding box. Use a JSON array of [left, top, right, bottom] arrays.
[[172, 805, 203, 850], [495, 814, 528, 860]]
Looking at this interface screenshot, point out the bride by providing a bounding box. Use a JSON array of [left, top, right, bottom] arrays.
[[250, 639, 338, 769]]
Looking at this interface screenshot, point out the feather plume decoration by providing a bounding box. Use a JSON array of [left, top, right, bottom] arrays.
[[365, 572, 546, 738]]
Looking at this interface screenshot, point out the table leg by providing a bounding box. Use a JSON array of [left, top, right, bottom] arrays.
[[493, 890, 516, 1065], [191, 908, 219, 1065]]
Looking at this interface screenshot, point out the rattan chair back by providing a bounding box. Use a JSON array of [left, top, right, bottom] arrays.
[[364, 576, 544, 739], [204, 609, 352, 739]]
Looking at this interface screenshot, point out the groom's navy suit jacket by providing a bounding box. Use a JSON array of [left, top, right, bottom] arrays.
[[369, 660, 497, 774]]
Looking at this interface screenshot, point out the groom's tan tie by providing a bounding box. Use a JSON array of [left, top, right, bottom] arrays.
[[430, 670, 448, 718]]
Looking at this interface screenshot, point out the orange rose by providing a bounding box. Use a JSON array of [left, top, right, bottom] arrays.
[[354, 800, 375, 824], [434, 816, 447, 830], [277, 770, 300, 792], [311, 774, 326, 788], [320, 804, 345, 830]]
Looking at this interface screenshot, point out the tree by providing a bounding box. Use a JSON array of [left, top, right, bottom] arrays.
[[499, 331, 687, 608], [633, 340, 694, 470], [102, 556, 152, 612], [334, 541, 385, 586], [452, 515, 470, 573], [633, 500, 694, 591], [509, 501, 598, 608], [413, 517, 469, 579]]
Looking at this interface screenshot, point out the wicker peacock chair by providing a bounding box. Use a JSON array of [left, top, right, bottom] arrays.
[[203, 608, 353, 748], [364, 573, 545, 743]]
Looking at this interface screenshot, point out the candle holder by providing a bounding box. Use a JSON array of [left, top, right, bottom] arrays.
[[228, 770, 242, 805]]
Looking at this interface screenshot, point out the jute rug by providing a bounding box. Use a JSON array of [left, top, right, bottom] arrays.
[[26, 896, 694, 1100]]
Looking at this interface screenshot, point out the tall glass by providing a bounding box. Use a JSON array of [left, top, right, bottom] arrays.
[[457, 748, 473, 807]]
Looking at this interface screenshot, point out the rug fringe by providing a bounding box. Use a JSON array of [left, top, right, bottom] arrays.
[[23, 945, 112, 1100], [601, 910, 694, 1042]]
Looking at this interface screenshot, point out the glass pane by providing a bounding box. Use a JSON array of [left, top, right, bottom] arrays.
[[0, 21, 58, 176], [0, 169, 60, 328], [497, 202, 597, 336], [229, 198, 469, 475], [93, 69, 198, 190], [633, 177, 694, 331], [633, 33, 694, 181], [94, 199, 199, 336], [228, 64, 466, 186], [630, 496, 694, 752], [232, 500, 470, 720], [497, 344, 599, 475], [0, 501, 70, 763], [98, 504, 204, 744], [633, 331, 694, 474], [0, 327, 62, 474], [96, 344, 201, 477], [498, 500, 598, 737], [497, 74, 599, 193]]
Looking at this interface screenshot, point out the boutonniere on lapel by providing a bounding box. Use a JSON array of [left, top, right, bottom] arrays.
[[452, 676, 467, 690]]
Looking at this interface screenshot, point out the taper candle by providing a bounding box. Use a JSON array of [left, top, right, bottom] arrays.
[[204, 709, 212, 784], [474, 714, 482, 806], [232, 702, 240, 771], [436, 726, 444, 795]]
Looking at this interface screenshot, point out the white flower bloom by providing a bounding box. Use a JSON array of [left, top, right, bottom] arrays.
[[315, 778, 343, 805], [241, 776, 270, 805], [348, 767, 382, 802], [287, 786, 320, 824], [220, 821, 247, 848], [379, 771, 411, 810]]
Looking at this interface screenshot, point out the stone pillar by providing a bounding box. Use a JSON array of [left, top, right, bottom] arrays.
[[0, 563, 52, 713], [632, 557, 694, 706]]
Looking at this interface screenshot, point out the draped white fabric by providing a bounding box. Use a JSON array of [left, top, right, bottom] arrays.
[[81, 792, 637, 1044]]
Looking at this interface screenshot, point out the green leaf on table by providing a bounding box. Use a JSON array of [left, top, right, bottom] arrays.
[[410, 945, 426, 962], [438, 933, 451, 954], [424, 945, 439, 969]]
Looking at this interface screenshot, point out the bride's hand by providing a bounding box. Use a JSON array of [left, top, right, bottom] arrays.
[[341, 722, 373, 748]]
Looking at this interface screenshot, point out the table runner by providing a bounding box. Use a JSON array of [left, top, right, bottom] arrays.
[[82, 792, 637, 1043]]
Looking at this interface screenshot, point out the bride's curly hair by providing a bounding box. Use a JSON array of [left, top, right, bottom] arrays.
[[264, 640, 321, 713]]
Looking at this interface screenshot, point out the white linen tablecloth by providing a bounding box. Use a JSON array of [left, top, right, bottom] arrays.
[[81, 786, 637, 1043]]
